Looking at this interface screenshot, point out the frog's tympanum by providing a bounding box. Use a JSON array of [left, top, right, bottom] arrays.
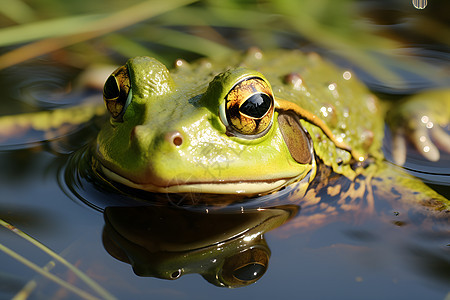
[[96, 49, 449, 211], [102, 205, 298, 287]]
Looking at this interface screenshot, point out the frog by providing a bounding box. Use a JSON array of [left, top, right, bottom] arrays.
[[0, 49, 448, 212], [94, 49, 449, 211]]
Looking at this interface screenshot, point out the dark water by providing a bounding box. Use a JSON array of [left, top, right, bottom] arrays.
[[0, 146, 450, 299], [0, 146, 448, 299]]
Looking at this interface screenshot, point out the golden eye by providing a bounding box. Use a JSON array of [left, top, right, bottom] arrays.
[[220, 247, 269, 287], [225, 77, 274, 137], [103, 65, 131, 120]]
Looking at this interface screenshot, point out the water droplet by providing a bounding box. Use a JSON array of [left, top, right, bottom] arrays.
[[365, 95, 377, 113], [175, 59, 184, 67], [328, 83, 336, 91], [343, 71, 352, 80], [246, 47, 263, 60], [343, 108, 349, 118], [197, 59, 212, 69], [283, 72, 303, 90], [412, 0, 427, 9], [327, 82, 339, 98], [320, 106, 328, 117]]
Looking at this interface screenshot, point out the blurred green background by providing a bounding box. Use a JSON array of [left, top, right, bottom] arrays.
[[0, 0, 448, 90]]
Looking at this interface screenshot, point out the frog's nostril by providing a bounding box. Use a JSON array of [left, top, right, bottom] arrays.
[[173, 136, 183, 146], [166, 131, 184, 147]]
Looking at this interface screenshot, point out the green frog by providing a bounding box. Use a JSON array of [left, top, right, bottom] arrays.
[[1, 49, 449, 211]]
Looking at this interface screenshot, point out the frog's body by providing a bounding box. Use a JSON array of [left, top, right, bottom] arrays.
[[97, 49, 383, 195], [0, 49, 448, 211]]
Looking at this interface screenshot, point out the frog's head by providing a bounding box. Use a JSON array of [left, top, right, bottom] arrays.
[[97, 56, 315, 195]]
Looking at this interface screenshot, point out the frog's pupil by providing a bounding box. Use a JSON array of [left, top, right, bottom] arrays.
[[240, 93, 272, 118], [170, 269, 182, 279], [104, 76, 119, 100], [232, 263, 266, 281]]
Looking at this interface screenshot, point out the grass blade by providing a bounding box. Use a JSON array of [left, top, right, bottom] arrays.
[[0, 0, 198, 70], [0, 218, 116, 300], [0, 243, 100, 300]]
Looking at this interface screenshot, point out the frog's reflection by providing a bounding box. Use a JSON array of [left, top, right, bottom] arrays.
[[102, 204, 298, 288]]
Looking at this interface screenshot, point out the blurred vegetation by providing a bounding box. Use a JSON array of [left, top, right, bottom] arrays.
[[0, 0, 449, 88]]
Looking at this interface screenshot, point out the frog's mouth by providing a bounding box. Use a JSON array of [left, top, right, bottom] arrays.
[[99, 164, 312, 195], [98, 111, 315, 195]]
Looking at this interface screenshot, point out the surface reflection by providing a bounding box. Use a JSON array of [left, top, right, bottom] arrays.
[[102, 204, 298, 288]]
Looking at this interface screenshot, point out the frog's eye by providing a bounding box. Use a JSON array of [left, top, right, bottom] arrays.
[[219, 247, 269, 287], [223, 77, 274, 137], [103, 65, 131, 120]]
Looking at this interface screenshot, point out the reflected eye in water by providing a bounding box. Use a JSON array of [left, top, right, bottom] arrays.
[[170, 269, 182, 279], [219, 246, 269, 287], [232, 262, 267, 281]]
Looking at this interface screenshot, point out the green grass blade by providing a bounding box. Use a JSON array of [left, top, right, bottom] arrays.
[[0, 0, 36, 24], [12, 260, 54, 300], [0, 0, 198, 70], [0, 218, 117, 300], [0, 243, 101, 300], [137, 27, 233, 58], [102, 33, 166, 62], [0, 14, 103, 47]]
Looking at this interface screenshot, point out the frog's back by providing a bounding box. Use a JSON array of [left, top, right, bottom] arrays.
[[240, 50, 384, 175], [171, 49, 384, 177]]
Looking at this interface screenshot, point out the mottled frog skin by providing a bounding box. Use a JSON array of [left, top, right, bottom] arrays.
[[0, 49, 448, 212], [97, 49, 448, 211], [97, 49, 383, 194]]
